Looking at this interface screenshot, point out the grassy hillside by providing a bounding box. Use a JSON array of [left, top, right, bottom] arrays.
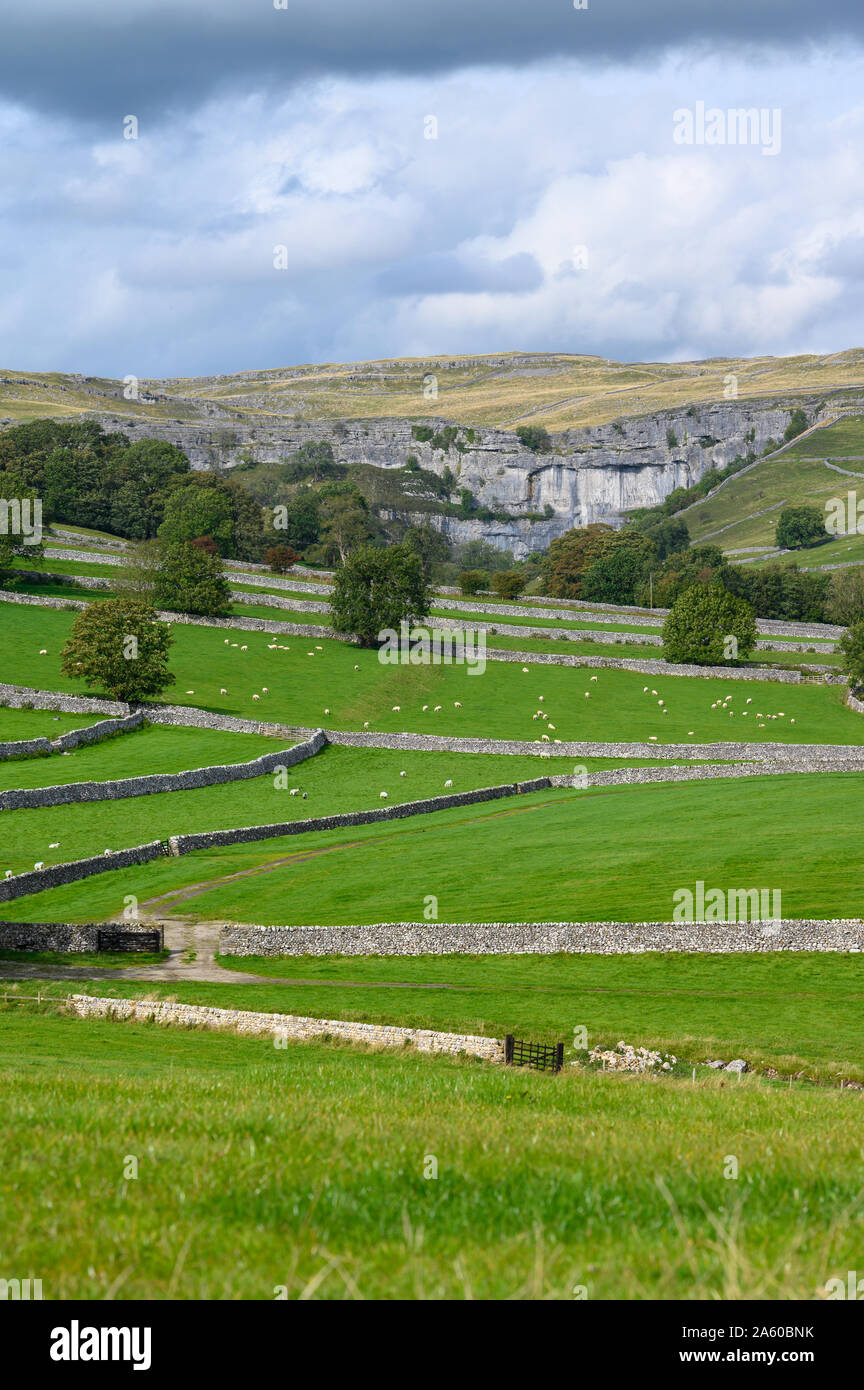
[[685, 416, 864, 555], [4, 348, 864, 431]]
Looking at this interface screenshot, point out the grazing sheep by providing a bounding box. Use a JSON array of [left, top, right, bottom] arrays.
[[585, 692, 590, 699], [541, 734, 550, 742], [290, 789, 299, 796], [354, 665, 360, 670], [454, 701, 462, 707], [4, 870, 12, 879], [324, 708, 330, 714], [590, 676, 598, 682], [533, 714, 539, 720], [186, 690, 195, 694], [231, 643, 238, 648], [380, 791, 388, 799], [49, 842, 60, 849], [252, 694, 260, 701], [241, 645, 248, 651], [444, 779, 453, 787], [34, 861, 44, 870], [643, 686, 649, 692], [39, 648, 47, 655], [548, 724, 556, 730], [434, 705, 442, 711], [400, 771, 406, 777], [392, 705, 401, 711], [363, 721, 370, 728], [225, 639, 230, 645], [538, 696, 544, 702], [262, 687, 269, 693], [220, 688, 227, 695], [422, 705, 429, 712], [522, 666, 529, 673], [268, 644, 277, 649], [103, 849, 112, 856], [651, 690, 657, 696], [316, 645, 323, 649]]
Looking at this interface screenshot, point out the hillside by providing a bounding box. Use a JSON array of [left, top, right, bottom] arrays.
[[4, 349, 864, 431]]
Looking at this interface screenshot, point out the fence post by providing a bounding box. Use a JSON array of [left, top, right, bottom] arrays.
[[504, 1033, 514, 1066], [555, 1042, 564, 1073]]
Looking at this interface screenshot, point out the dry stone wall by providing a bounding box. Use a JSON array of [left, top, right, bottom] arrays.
[[221, 918, 864, 956], [0, 710, 144, 761], [0, 922, 162, 952], [0, 729, 327, 810], [167, 777, 553, 854], [66, 993, 504, 1063], [0, 841, 165, 903]]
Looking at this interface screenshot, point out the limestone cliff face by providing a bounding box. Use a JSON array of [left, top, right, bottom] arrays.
[[95, 393, 852, 558]]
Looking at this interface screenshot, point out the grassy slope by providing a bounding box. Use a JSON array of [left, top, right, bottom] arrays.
[[687, 418, 864, 551], [0, 746, 698, 876], [0, 707, 102, 739], [1, 602, 859, 745], [2, 770, 862, 925], [4, 1008, 864, 1300], [0, 723, 284, 791]]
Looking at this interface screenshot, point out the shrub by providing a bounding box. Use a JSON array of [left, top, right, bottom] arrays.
[[458, 570, 488, 596], [662, 583, 757, 666], [840, 621, 864, 689], [515, 425, 552, 453], [490, 570, 526, 600], [775, 505, 827, 550], [265, 544, 299, 575]]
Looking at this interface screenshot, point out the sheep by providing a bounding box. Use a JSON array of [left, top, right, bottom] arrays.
[[533, 714, 539, 720], [363, 721, 370, 728], [34, 861, 44, 870], [444, 779, 453, 788], [316, 645, 323, 650], [104, 849, 113, 856], [262, 687, 269, 694], [49, 842, 60, 849], [688, 731, 695, 736], [324, 708, 330, 715], [186, 690, 195, 695], [657, 699, 663, 706], [4, 870, 11, 879], [268, 643, 277, 650], [220, 688, 227, 695], [39, 648, 47, 655], [380, 791, 388, 799], [231, 643, 238, 648], [253, 693, 260, 700], [400, 771, 406, 777], [538, 696, 544, 702], [290, 789, 299, 796], [651, 689, 657, 696], [392, 705, 401, 712], [522, 666, 530, 673], [354, 665, 360, 670], [590, 676, 598, 682], [241, 645, 248, 651], [454, 701, 462, 707], [422, 705, 429, 712], [541, 734, 550, 742], [548, 724, 556, 731], [225, 639, 231, 645], [585, 692, 590, 699], [643, 686, 649, 692], [434, 705, 442, 711]]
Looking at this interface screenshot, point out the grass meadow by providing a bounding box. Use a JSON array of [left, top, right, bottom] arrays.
[[2, 1004, 863, 1300]]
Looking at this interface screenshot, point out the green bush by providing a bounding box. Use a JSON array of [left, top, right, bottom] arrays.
[[330, 544, 431, 647], [775, 505, 827, 550], [458, 569, 488, 596], [515, 425, 552, 453], [662, 583, 757, 666], [490, 570, 526, 600], [840, 621, 864, 689]]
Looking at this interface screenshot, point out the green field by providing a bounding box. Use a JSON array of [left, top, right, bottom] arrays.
[[0, 722, 284, 790], [2, 769, 862, 926], [3, 1006, 864, 1299], [1, 601, 858, 745]]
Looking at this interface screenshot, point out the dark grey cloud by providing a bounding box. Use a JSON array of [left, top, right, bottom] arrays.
[[1, 0, 862, 121]]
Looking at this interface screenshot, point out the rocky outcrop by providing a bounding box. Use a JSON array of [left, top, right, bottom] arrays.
[[90, 393, 861, 557]]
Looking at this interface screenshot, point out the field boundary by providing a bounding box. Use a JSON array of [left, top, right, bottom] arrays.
[[65, 992, 504, 1062], [0, 709, 144, 761], [220, 917, 864, 955]]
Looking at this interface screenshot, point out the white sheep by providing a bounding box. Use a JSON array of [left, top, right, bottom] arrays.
[[380, 791, 388, 798], [434, 705, 442, 711], [392, 705, 401, 711], [34, 861, 44, 870], [186, 690, 195, 694], [400, 771, 406, 777], [39, 649, 47, 655], [104, 849, 112, 856], [538, 696, 544, 702], [590, 676, 598, 682], [522, 667, 529, 673], [363, 721, 370, 728], [454, 701, 462, 708], [541, 734, 550, 742], [422, 705, 429, 711], [4, 870, 11, 879], [324, 708, 330, 714], [290, 789, 299, 796], [262, 687, 269, 693], [49, 842, 60, 849], [252, 694, 260, 701], [548, 724, 556, 730], [220, 688, 227, 695], [241, 645, 248, 651], [354, 665, 359, 670], [444, 779, 453, 787], [224, 639, 230, 645]]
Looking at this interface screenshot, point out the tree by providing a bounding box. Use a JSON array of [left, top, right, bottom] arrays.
[[775, 505, 827, 549], [158, 477, 236, 553], [265, 544, 299, 574], [272, 487, 321, 553], [828, 568, 864, 627], [458, 569, 488, 596], [840, 621, 864, 689], [152, 541, 232, 616], [637, 544, 729, 608], [515, 424, 552, 453], [403, 523, 450, 581], [662, 583, 757, 666], [60, 599, 175, 701], [330, 544, 431, 647], [581, 532, 656, 605], [491, 569, 526, 600], [643, 516, 689, 561], [318, 495, 378, 565], [783, 409, 808, 443], [460, 539, 514, 573], [542, 524, 618, 599]]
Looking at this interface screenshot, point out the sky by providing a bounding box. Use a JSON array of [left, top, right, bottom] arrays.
[[0, 0, 863, 377]]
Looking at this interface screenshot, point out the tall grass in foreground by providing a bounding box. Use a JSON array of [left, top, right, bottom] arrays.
[[2, 1007, 863, 1300]]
